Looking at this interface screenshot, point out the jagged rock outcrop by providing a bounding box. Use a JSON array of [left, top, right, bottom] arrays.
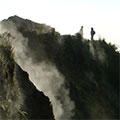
[[0, 37, 54, 119]]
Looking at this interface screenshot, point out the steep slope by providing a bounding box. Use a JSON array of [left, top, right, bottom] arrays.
[[0, 16, 119, 119], [1, 16, 75, 119], [55, 34, 119, 119], [0, 36, 54, 119]]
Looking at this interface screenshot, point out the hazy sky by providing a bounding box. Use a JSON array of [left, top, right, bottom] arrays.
[[0, 0, 120, 46]]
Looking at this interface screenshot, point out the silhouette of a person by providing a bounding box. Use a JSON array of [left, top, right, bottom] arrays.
[[91, 27, 95, 40], [79, 26, 83, 37]]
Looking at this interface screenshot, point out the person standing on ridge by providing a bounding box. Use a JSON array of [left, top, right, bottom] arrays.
[[91, 27, 95, 40], [79, 26, 83, 38]]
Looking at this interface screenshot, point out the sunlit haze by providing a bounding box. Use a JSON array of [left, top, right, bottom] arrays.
[[0, 0, 120, 47]]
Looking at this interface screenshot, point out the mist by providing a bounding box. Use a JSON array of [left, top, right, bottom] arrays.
[[0, 21, 75, 119]]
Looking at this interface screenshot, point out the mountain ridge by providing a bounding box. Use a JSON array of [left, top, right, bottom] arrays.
[[0, 16, 119, 119]]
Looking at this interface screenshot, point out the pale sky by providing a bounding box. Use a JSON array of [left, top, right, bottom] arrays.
[[0, 0, 120, 47]]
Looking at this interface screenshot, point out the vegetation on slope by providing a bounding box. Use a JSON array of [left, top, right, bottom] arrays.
[[0, 34, 54, 119], [1, 16, 119, 119], [16, 25, 120, 119], [15, 22, 119, 119], [54, 34, 119, 119]]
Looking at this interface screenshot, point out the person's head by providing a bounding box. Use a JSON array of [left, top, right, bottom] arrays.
[[91, 27, 93, 30]]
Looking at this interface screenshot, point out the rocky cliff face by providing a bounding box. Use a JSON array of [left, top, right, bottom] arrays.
[[0, 37, 54, 119], [0, 16, 119, 119]]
